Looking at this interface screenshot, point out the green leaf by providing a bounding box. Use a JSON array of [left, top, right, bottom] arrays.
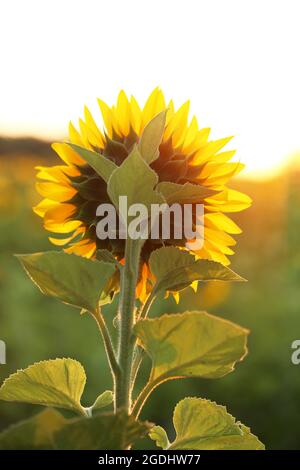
[[134, 311, 248, 385], [149, 398, 264, 450], [92, 390, 113, 410], [149, 425, 170, 449], [86, 390, 114, 414], [0, 358, 87, 415], [69, 143, 117, 182], [96, 249, 120, 268], [99, 269, 120, 307], [107, 145, 165, 220], [0, 408, 151, 450], [156, 181, 216, 204], [16, 251, 115, 313], [55, 410, 152, 450], [138, 111, 166, 163], [0, 408, 67, 450], [149, 246, 245, 293]]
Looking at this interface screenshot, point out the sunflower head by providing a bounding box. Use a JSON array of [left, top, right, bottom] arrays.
[[34, 88, 251, 301]]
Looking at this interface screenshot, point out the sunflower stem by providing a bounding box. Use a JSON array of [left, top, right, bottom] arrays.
[[115, 238, 141, 413], [130, 289, 158, 390]]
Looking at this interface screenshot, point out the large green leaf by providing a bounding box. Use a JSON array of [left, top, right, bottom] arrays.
[[0, 408, 150, 450], [69, 144, 117, 182], [156, 181, 216, 204], [0, 408, 66, 450], [55, 411, 152, 450], [149, 246, 245, 293], [138, 111, 166, 163], [16, 251, 115, 313], [107, 146, 165, 223], [150, 398, 264, 450], [134, 311, 248, 384], [0, 358, 87, 415]]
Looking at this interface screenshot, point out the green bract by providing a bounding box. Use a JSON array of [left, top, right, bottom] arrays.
[[156, 181, 216, 203], [138, 111, 166, 164], [69, 144, 117, 182], [107, 145, 165, 218], [149, 246, 245, 294]]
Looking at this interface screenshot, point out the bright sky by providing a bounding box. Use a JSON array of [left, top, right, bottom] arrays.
[[1, 0, 300, 178]]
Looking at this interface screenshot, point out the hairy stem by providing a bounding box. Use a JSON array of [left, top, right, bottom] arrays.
[[115, 238, 141, 412], [130, 289, 158, 390]]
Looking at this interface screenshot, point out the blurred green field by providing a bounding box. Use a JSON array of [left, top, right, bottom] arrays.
[[0, 143, 299, 449]]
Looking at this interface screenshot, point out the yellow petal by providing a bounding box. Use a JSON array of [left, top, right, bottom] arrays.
[[116, 90, 130, 136], [44, 203, 76, 223], [129, 95, 142, 135], [207, 250, 230, 266], [206, 189, 252, 212], [44, 219, 82, 233], [206, 163, 245, 185], [36, 182, 77, 202], [52, 142, 85, 166], [79, 119, 94, 149], [191, 136, 232, 165], [49, 236, 75, 246], [136, 263, 149, 302], [64, 240, 96, 258], [44, 220, 82, 233], [142, 87, 166, 128], [207, 237, 235, 255], [202, 239, 231, 265], [36, 165, 80, 183], [191, 280, 198, 292], [48, 227, 84, 246], [204, 212, 242, 234], [212, 150, 236, 163], [165, 100, 175, 127], [33, 199, 59, 217], [80, 118, 102, 149], [97, 98, 113, 137], [196, 162, 245, 188], [110, 105, 122, 136], [186, 128, 211, 156], [204, 226, 237, 247], [84, 106, 105, 148], [181, 116, 199, 151], [164, 100, 190, 144], [69, 122, 83, 146]]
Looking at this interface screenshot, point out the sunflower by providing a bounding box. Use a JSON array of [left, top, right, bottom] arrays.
[[34, 87, 251, 301]]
